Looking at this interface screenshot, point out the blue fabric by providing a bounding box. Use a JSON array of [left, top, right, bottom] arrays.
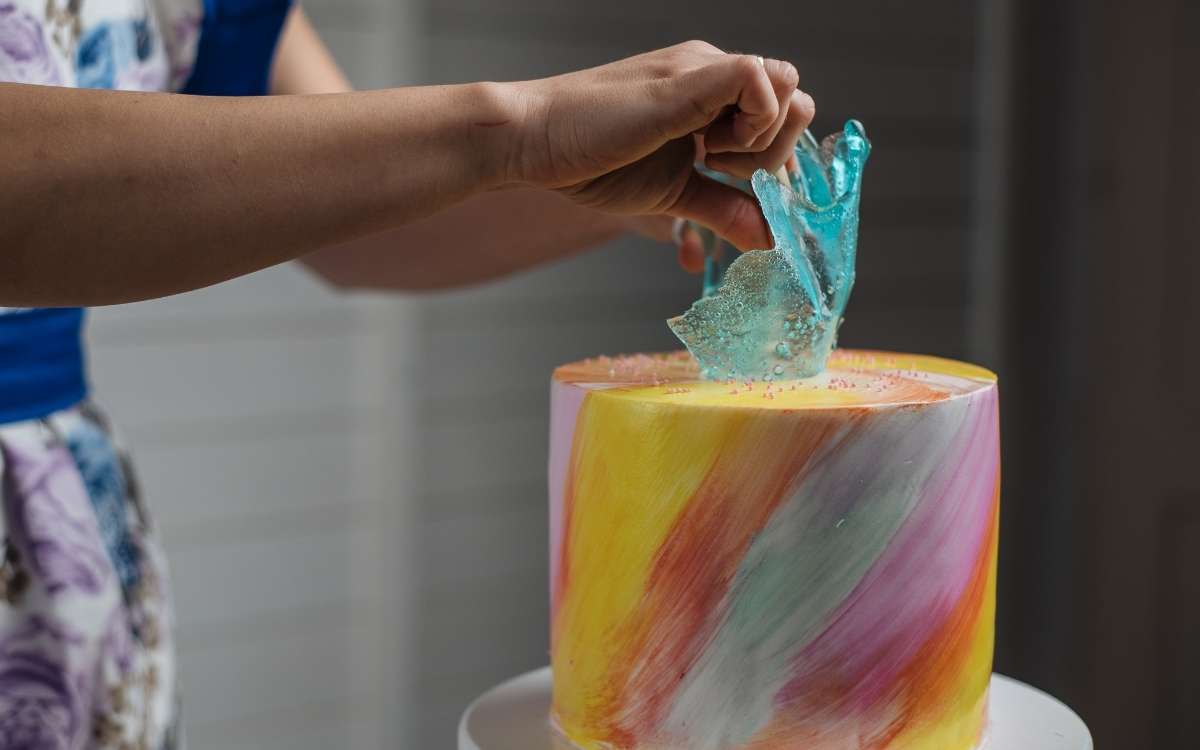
[[75, 17, 156, 89], [65, 417, 142, 592], [183, 0, 292, 96], [0, 309, 88, 425]]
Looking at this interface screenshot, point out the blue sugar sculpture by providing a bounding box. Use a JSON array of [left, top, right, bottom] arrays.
[[668, 120, 870, 380]]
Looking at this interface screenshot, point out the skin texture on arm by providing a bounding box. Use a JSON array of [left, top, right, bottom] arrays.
[[306, 189, 633, 291], [1, 17, 812, 307], [0, 80, 510, 306], [275, 7, 680, 290]]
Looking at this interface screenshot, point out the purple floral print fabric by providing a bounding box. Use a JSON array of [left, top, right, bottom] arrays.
[[0, 4, 62, 84], [0, 0, 202, 93], [4, 439, 114, 598], [0, 407, 180, 749]]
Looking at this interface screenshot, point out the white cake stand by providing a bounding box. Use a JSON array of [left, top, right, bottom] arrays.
[[459, 668, 1092, 750]]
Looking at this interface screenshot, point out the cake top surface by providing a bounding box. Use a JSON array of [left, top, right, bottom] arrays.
[[553, 349, 996, 410]]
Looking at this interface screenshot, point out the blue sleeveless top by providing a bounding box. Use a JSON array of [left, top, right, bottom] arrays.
[[0, 0, 291, 425]]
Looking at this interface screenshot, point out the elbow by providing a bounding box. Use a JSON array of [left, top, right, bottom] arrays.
[[299, 254, 488, 294], [299, 254, 365, 294], [311, 268, 357, 293]]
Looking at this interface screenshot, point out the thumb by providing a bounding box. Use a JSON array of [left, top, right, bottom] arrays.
[[669, 170, 772, 251]]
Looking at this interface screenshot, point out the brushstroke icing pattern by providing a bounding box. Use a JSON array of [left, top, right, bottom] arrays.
[[549, 350, 999, 750]]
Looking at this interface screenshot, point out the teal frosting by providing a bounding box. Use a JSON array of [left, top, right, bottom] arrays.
[[668, 120, 870, 380]]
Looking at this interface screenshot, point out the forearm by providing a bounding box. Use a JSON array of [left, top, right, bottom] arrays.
[[0, 81, 510, 306], [302, 188, 626, 291], [272, 7, 624, 292]]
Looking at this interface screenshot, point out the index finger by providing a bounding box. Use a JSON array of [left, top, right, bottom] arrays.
[[727, 54, 780, 147], [706, 58, 799, 154]]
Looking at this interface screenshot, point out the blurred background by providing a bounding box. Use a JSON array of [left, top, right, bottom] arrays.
[[85, 0, 1196, 748]]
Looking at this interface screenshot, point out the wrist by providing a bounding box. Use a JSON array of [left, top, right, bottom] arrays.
[[461, 81, 533, 191]]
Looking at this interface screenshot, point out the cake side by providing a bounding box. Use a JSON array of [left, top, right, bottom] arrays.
[[548, 350, 999, 750]]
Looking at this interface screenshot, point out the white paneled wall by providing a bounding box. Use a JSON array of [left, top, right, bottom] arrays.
[[89, 272, 420, 749]]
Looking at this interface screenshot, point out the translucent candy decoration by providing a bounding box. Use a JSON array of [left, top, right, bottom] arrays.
[[668, 120, 871, 380]]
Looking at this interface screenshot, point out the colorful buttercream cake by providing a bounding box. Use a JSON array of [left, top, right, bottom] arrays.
[[548, 350, 1000, 750]]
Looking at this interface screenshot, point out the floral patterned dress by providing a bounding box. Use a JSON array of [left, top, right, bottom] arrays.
[[1, 1, 291, 747], [0, 1, 201, 91], [0, 408, 178, 750]]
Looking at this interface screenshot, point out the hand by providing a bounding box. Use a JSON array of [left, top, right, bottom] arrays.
[[504, 41, 815, 251]]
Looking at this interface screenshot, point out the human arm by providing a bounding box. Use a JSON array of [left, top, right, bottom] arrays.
[[0, 80, 510, 306], [1, 31, 812, 306], [269, 8, 686, 290]]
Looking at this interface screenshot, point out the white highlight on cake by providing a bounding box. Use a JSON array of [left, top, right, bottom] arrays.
[[657, 398, 969, 748]]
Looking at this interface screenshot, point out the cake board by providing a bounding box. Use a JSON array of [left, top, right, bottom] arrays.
[[458, 668, 1092, 750]]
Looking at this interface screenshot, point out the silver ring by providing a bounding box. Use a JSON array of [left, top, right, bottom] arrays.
[[755, 55, 765, 69], [671, 217, 687, 246]]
